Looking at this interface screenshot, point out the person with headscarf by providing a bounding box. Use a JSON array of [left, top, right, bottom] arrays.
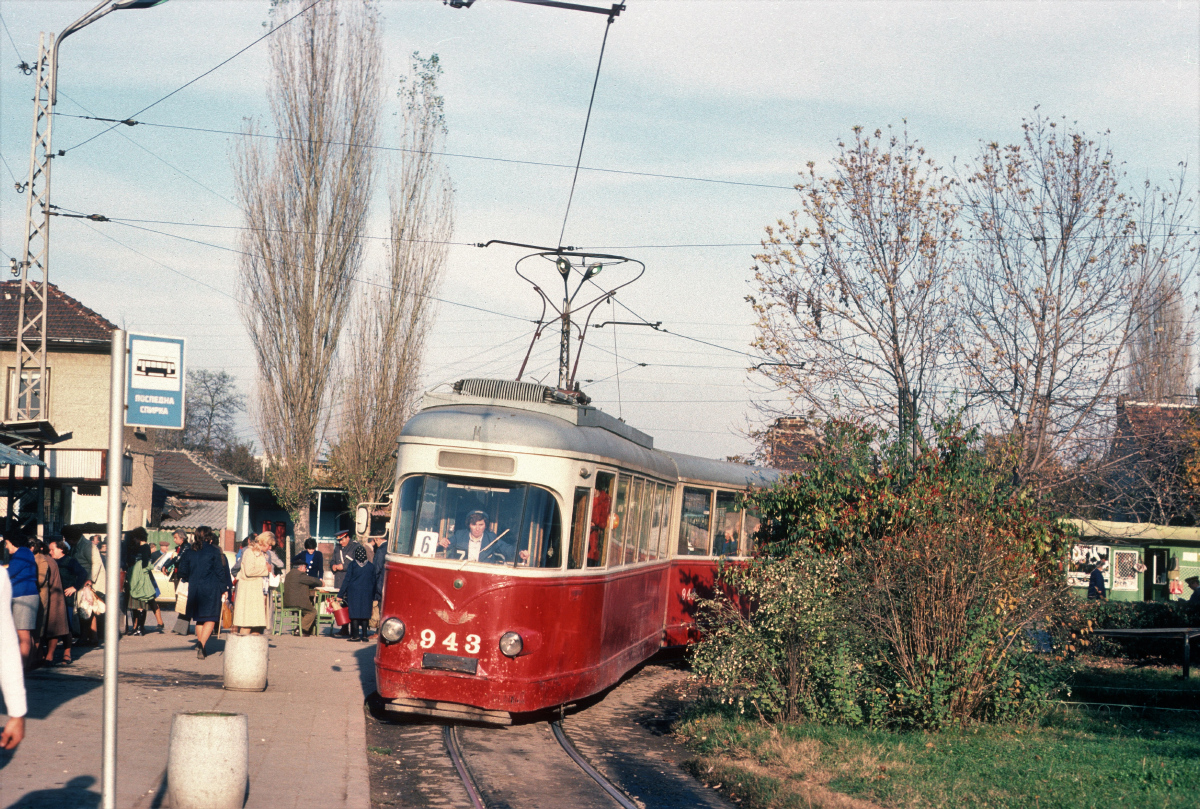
[[337, 545, 375, 643]]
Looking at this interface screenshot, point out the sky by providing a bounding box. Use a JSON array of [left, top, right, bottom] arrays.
[[0, 0, 1197, 461]]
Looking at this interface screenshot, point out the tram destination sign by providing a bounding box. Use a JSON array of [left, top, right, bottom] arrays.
[[125, 333, 186, 430]]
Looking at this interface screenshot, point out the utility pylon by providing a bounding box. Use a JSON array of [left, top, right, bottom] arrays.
[[13, 33, 55, 422]]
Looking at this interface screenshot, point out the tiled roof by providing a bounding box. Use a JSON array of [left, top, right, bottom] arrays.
[[160, 497, 228, 530], [154, 449, 246, 500], [1111, 401, 1199, 462], [0, 281, 117, 344]]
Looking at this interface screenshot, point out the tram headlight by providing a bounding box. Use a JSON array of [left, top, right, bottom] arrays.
[[498, 631, 523, 657], [379, 618, 406, 644]]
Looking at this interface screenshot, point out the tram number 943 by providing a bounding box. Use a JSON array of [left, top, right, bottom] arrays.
[[419, 629, 481, 655]]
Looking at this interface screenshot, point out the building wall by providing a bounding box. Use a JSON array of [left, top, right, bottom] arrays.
[[2, 346, 158, 534], [0, 347, 111, 449]]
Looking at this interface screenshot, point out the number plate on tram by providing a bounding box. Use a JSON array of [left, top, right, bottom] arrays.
[[422, 653, 479, 675]]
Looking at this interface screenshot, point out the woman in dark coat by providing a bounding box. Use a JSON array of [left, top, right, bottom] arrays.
[[176, 532, 231, 659], [338, 545, 374, 643], [36, 542, 71, 667]]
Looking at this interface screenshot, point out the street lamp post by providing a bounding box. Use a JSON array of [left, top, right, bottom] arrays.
[[13, 7, 171, 808], [13, 1, 170, 424]]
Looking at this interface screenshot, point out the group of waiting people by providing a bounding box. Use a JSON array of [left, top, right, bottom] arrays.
[[280, 529, 386, 643], [0, 524, 109, 753], [3, 529, 98, 672]]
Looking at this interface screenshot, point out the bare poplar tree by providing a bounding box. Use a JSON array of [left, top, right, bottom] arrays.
[[953, 113, 1145, 486], [1125, 172, 1198, 402], [749, 126, 960, 444], [235, 0, 381, 544], [329, 53, 453, 509]]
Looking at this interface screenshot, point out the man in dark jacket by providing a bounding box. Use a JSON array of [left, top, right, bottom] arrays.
[[282, 564, 323, 636], [1087, 559, 1108, 600]]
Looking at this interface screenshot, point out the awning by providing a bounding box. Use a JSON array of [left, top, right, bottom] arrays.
[[0, 444, 44, 467]]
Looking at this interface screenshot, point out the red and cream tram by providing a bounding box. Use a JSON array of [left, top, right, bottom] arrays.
[[372, 378, 778, 724]]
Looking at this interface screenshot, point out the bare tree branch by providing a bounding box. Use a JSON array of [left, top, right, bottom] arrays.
[[749, 125, 960, 445]]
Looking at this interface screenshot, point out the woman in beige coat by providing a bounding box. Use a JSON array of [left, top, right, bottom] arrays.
[[232, 533, 271, 634]]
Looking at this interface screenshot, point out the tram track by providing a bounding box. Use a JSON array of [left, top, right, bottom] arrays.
[[367, 663, 732, 809], [445, 718, 635, 809]]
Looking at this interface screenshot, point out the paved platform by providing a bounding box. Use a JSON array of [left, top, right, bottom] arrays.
[[0, 616, 374, 808]]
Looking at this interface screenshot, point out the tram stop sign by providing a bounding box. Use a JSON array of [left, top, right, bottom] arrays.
[[125, 333, 186, 429]]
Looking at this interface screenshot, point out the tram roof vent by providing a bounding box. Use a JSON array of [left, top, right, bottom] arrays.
[[452, 378, 591, 406]]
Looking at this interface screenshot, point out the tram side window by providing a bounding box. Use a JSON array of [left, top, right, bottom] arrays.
[[657, 485, 674, 559], [588, 472, 614, 568], [638, 480, 655, 562], [624, 478, 644, 565], [712, 491, 742, 556], [678, 486, 713, 556], [743, 507, 762, 555], [646, 482, 665, 562], [609, 475, 629, 567], [568, 487, 590, 570]]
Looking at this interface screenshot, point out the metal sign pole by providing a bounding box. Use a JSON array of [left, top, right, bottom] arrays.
[[101, 328, 126, 809]]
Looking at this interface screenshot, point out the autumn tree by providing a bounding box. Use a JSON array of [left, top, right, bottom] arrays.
[[1125, 172, 1198, 402], [235, 0, 381, 544], [953, 113, 1147, 487], [750, 126, 960, 446], [328, 53, 452, 510]]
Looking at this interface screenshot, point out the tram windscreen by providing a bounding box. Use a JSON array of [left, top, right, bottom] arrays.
[[390, 475, 562, 568]]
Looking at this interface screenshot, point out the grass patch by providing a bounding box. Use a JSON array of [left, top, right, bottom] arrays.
[[677, 703, 1200, 808], [367, 745, 393, 756]]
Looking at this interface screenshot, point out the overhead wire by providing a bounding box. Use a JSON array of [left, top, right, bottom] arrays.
[[557, 15, 613, 248], [54, 113, 798, 193], [75, 219, 236, 301], [47, 113, 1200, 235], [98, 217, 534, 324], [61, 0, 328, 154]]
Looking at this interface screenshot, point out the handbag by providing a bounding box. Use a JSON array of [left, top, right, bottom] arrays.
[[220, 601, 234, 630]]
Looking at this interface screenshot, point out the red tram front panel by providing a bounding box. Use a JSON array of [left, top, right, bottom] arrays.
[[376, 559, 668, 714]]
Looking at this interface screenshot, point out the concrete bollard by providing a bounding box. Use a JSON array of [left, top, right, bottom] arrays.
[[223, 633, 269, 692], [167, 712, 248, 809]]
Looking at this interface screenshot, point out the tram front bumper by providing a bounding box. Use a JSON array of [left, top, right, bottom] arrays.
[[377, 696, 513, 726]]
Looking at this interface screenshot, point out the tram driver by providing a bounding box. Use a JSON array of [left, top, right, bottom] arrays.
[[439, 511, 530, 565]]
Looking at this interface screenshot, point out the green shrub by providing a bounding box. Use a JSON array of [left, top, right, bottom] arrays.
[[698, 418, 1073, 729], [690, 549, 874, 724]]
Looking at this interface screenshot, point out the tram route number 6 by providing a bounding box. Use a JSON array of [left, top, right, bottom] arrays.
[[414, 530, 439, 558], [420, 629, 481, 655]]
